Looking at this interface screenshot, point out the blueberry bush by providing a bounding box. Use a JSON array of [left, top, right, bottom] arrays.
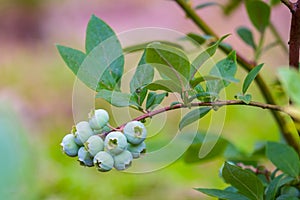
[[58, 0, 300, 199]]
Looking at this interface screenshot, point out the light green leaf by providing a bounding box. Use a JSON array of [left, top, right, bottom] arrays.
[[190, 75, 239, 88], [146, 92, 168, 111], [179, 107, 211, 130], [196, 188, 250, 200], [237, 26, 256, 50], [130, 52, 154, 93], [80, 15, 124, 91], [243, 63, 264, 94], [96, 90, 137, 107], [222, 162, 264, 200], [146, 42, 190, 87], [266, 142, 300, 177], [56, 45, 86, 75], [236, 93, 252, 104], [245, 0, 270, 33], [278, 68, 300, 105], [146, 80, 182, 93], [206, 51, 237, 94], [191, 34, 230, 79], [186, 33, 208, 45]]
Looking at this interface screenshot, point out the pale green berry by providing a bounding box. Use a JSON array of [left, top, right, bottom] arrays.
[[60, 134, 80, 157], [93, 151, 114, 172], [72, 121, 94, 146], [127, 142, 146, 159], [84, 135, 104, 157], [104, 131, 128, 155], [78, 147, 94, 167], [113, 150, 133, 170], [89, 109, 109, 130], [92, 125, 111, 135], [123, 121, 147, 145]]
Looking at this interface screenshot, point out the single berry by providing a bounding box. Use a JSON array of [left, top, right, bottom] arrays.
[[93, 125, 111, 135], [72, 121, 94, 146], [84, 135, 104, 157], [127, 142, 146, 159], [89, 109, 109, 130], [78, 147, 94, 167], [123, 121, 147, 145], [104, 131, 128, 155], [113, 150, 133, 170], [93, 151, 114, 172], [60, 134, 80, 157]]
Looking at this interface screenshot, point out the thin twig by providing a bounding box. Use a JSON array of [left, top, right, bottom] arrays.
[[102, 100, 286, 137]]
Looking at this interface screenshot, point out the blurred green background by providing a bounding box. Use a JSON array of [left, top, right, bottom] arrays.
[[0, 0, 290, 199]]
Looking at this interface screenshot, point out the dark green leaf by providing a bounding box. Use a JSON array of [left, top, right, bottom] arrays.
[[236, 94, 252, 104], [245, 0, 270, 33], [276, 194, 299, 200], [56, 45, 85, 75], [206, 51, 237, 94], [179, 107, 211, 130], [195, 188, 250, 200], [145, 42, 190, 87], [223, 0, 243, 15], [243, 64, 264, 94], [236, 27, 256, 50], [191, 34, 230, 79], [195, 2, 221, 10], [80, 15, 124, 91], [222, 162, 264, 200], [146, 92, 168, 111], [278, 68, 300, 105], [146, 80, 182, 93], [184, 133, 229, 163], [186, 33, 208, 45], [130, 52, 154, 93], [265, 174, 295, 200], [96, 90, 137, 107], [266, 142, 300, 177]]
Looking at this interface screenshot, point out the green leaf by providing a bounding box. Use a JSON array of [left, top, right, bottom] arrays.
[[190, 75, 239, 88], [276, 194, 299, 200], [191, 34, 230, 79], [146, 80, 182, 93], [186, 33, 208, 45], [195, 188, 250, 200], [146, 92, 168, 111], [179, 107, 211, 130], [245, 0, 270, 33], [145, 42, 190, 87], [56, 45, 86, 75], [222, 162, 264, 200], [243, 63, 264, 94], [266, 142, 300, 177], [265, 174, 295, 200], [86, 15, 118, 53], [278, 68, 300, 105], [223, 0, 243, 15], [236, 93, 252, 104], [96, 89, 137, 107], [130, 52, 154, 93], [270, 0, 281, 6], [183, 133, 229, 163], [80, 15, 124, 91], [195, 2, 221, 10], [236, 26, 256, 50], [206, 51, 237, 94]]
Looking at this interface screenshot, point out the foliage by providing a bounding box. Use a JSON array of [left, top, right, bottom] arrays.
[[57, 0, 300, 199]]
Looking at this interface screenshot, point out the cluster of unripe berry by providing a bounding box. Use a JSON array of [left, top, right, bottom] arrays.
[[60, 109, 147, 172]]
